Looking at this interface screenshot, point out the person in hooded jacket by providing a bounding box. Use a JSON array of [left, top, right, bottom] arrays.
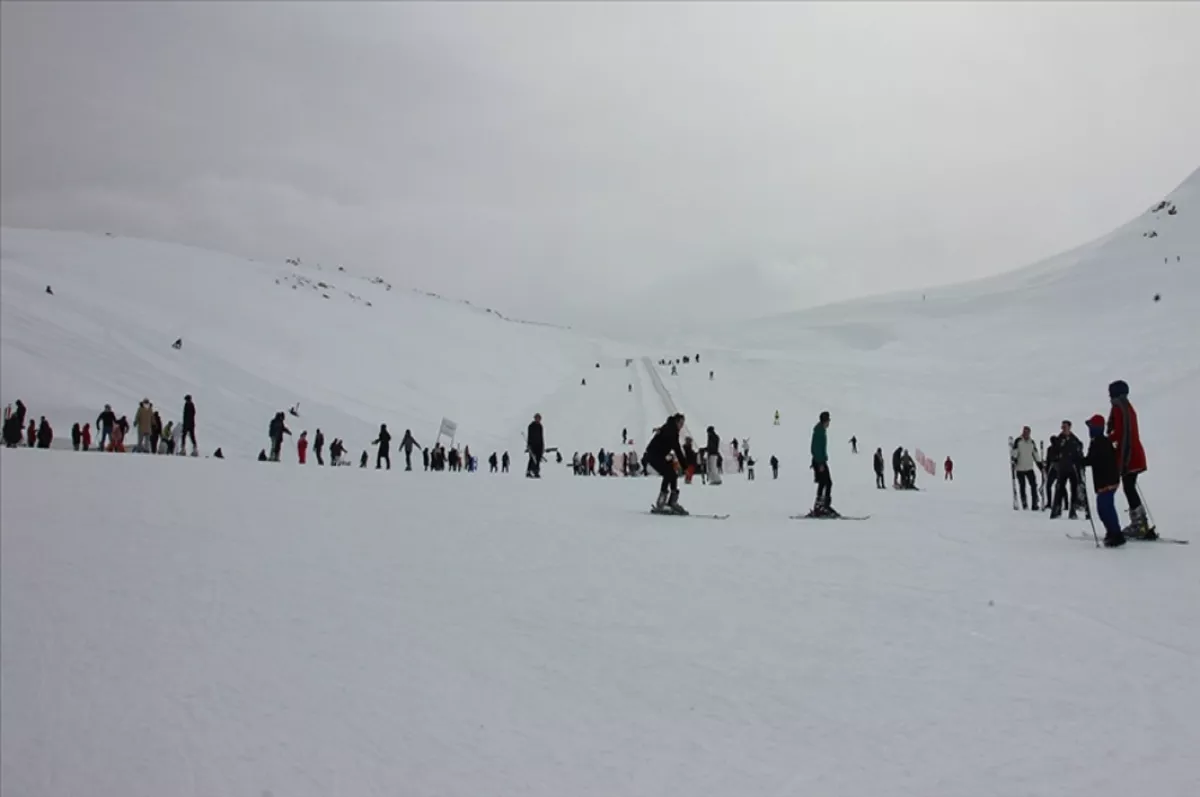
[[645, 414, 688, 513], [1084, 414, 1126, 547], [1106, 379, 1153, 539], [373, 424, 392, 469], [134, 399, 154, 453], [1010, 427, 1041, 510]]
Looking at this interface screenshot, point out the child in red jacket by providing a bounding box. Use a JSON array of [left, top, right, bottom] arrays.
[[1106, 379, 1153, 539], [298, 431, 308, 464]]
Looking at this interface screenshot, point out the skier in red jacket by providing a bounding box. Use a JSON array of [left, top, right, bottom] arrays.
[[1106, 379, 1153, 539], [297, 431, 309, 464]]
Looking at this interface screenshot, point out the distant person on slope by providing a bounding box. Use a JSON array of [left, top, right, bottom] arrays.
[[134, 399, 154, 453], [1107, 380, 1153, 539], [501, 451, 510, 473], [526, 413, 545, 478], [944, 456, 953, 481], [1011, 427, 1041, 510], [71, 422, 83, 451], [874, 448, 886, 489], [373, 424, 392, 470], [891, 446, 904, 488], [770, 454, 779, 480], [268, 412, 291, 461], [180, 395, 198, 457], [314, 429, 325, 465], [850, 436, 858, 454], [81, 423, 92, 452], [400, 429, 420, 471], [705, 426, 722, 485], [1084, 414, 1126, 548], [36, 417, 53, 449], [810, 411, 835, 516], [1051, 421, 1084, 519], [645, 413, 688, 514], [96, 404, 116, 452], [298, 431, 308, 464]]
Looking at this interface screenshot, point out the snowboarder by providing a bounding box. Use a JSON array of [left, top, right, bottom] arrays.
[[2, 401, 26, 448], [373, 424, 392, 469], [770, 454, 779, 479], [298, 431, 308, 464], [180, 395, 198, 457], [705, 426, 722, 485], [1107, 380, 1152, 539], [874, 448, 886, 489], [1085, 414, 1126, 547], [360, 450, 368, 468], [314, 429, 325, 465], [809, 411, 835, 515], [1011, 427, 1041, 510], [645, 414, 688, 514], [944, 456, 953, 481], [526, 413, 545, 478], [849, 436, 858, 454]]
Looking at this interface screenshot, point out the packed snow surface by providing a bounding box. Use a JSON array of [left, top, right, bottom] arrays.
[[3, 169, 1199, 795]]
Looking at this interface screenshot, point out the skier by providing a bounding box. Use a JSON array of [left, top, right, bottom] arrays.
[[400, 429, 420, 470], [373, 424, 392, 469], [526, 413, 545, 478], [645, 413, 688, 514], [1051, 421, 1084, 519], [314, 429, 325, 465], [1010, 427, 1041, 510], [770, 454, 779, 479], [874, 448, 886, 489], [622, 427, 627, 445], [774, 410, 781, 426], [944, 456, 953, 481], [180, 395, 198, 457], [1085, 414, 1126, 547], [1044, 434, 1062, 512], [2, 401, 26, 448], [330, 438, 344, 466], [849, 436, 858, 454], [1107, 380, 1152, 539], [705, 425, 722, 485], [298, 431, 308, 464], [809, 411, 836, 516], [709, 371, 713, 381], [150, 411, 163, 454]]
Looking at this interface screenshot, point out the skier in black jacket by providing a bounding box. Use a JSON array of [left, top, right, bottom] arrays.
[[180, 395, 197, 457], [400, 429, 420, 471], [645, 414, 688, 513], [268, 412, 291, 461], [313, 429, 325, 465], [373, 424, 392, 470], [526, 413, 545, 478], [1085, 414, 1125, 547]]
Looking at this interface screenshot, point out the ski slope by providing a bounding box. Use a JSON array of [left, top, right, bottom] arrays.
[[4, 169, 1200, 796]]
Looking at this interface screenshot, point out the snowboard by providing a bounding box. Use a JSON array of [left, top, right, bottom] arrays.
[[649, 507, 729, 520], [790, 513, 871, 521], [1065, 532, 1187, 546]]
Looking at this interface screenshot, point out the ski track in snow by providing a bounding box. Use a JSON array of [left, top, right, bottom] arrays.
[[3, 171, 1200, 796]]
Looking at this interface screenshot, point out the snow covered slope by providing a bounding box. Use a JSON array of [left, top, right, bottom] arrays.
[[0, 229, 667, 456], [3, 170, 1199, 797]]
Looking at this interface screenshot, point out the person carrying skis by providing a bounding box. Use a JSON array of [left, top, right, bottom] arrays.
[[810, 411, 836, 516], [373, 424, 392, 469], [1051, 420, 1084, 519], [874, 448, 886, 488], [526, 413, 545, 478], [1084, 414, 1126, 547], [645, 413, 688, 514], [1011, 427, 1041, 510], [1107, 379, 1153, 539]]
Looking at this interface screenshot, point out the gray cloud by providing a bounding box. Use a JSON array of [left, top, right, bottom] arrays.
[[3, 1, 1198, 330]]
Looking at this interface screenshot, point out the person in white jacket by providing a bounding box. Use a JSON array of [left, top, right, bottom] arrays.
[[1011, 426, 1042, 510]]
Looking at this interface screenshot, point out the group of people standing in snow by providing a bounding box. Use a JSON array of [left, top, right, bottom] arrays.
[[1010, 379, 1151, 547], [4, 395, 199, 457]]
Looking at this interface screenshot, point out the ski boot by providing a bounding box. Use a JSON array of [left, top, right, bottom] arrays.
[[667, 489, 688, 515], [806, 500, 840, 519], [652, 492, 671, 514], [1104, 529, 1127, 548], [1126, 506, 1157, 541]]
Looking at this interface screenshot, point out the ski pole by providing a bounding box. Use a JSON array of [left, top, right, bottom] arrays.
[[1084, 490, 1099, 548], [1136, 483, 1156, 530]]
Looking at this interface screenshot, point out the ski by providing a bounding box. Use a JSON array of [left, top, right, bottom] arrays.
[[790, 514, 871, 521], [1065, 532, 1187, 545], [649, 507, 728, 519]]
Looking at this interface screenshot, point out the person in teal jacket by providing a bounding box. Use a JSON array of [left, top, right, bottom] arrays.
[[810, 410, 836, 515]]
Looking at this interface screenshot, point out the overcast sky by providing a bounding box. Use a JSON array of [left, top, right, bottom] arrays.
[[3, 2, 1198, 330]]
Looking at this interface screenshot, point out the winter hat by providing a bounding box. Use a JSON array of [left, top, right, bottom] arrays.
[[1085, 414, 1106, 437], [1108, 380, 1129, 399]]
